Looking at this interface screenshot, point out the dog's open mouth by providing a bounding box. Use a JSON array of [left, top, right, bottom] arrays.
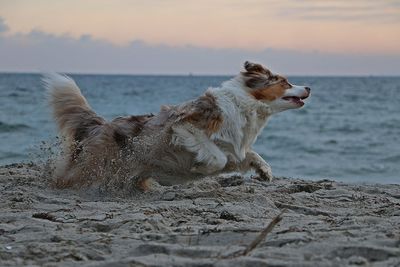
[[282, 95, 308, 105]]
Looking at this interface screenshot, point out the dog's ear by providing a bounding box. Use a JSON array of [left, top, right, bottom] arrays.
[[242, 61, 276, 89], [244, 61, 268, 73]]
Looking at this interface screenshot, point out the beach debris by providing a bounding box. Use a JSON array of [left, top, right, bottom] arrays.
[[32, 212, 57, 222], [240, 209, 285, 256], [220, 209, 285, 258], [219, 210, 239, 221]]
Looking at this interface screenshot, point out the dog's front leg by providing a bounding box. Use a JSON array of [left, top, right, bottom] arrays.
[[233, 151, 273, 181], [190, 149, 227, 175], [172, 124, 227, 175], [189, 139, 227, 175], [248, 151, 273, 182]]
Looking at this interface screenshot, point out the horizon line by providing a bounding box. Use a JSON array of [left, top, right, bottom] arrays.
[[1, 71, 399, 78]]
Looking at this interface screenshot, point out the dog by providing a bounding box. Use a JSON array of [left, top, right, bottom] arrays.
[[44, 61, 310, 191]]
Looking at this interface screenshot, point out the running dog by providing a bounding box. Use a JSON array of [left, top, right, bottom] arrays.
[[45, 61, 310, 190]]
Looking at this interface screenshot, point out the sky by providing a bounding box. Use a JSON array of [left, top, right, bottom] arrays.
[[0, 0, 399, 75]]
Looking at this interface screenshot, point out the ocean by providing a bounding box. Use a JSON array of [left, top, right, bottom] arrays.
[[0, 73, 399, 184]]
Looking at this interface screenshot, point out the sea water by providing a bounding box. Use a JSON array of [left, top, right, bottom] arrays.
[[0, 73, 399, 184]]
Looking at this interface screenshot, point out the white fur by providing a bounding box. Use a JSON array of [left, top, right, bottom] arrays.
[[268, 84, 309, 113], [171, 123, 227, 174], [209, 77, 272, 161], [167, 76, 273, 180], [43, 73, 83, 98], [170, 75, 309, 181]]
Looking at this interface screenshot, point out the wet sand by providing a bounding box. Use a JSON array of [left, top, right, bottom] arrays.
[[1, 163, 399, 266]]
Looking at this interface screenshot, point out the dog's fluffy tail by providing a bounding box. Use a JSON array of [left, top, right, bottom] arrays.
[[43, 73, 105, 146]]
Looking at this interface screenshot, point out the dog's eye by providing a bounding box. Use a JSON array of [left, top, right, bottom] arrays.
[[281, 80, 291, 88]]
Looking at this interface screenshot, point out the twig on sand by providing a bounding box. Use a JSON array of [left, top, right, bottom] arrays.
[[241, 209, 285, 256], [219, 209, 286, 259], [32, 212, 58, 222]]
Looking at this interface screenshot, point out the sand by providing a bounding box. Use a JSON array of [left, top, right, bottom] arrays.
[[0, 163, 399, 267]]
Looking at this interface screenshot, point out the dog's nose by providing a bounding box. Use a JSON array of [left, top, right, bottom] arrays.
[[305, 87, 311, 93]]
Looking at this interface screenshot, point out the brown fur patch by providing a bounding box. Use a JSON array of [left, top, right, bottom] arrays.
[[206, 116, 223, 136], [242, 62, 291, 101], [181, 92, 223, 135], [111, 114, 154, 147], [135, 177, 151, 192], [251, 79, 290, 101], [113, 127, 128, 147]]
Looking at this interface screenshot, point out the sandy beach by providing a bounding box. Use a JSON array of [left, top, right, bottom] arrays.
[[0, 163, 399, 267]]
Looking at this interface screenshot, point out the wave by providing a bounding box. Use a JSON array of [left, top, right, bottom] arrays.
[[378, 120, 400, 129], [8, 93, 19, 97], [331, 126, 363, 134], [0, 121, 31, 133], [382, 154, 400, 163], [15, 86, 30, 92]]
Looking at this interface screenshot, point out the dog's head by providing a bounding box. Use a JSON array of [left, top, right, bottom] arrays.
[[241, 61, 310, 113]]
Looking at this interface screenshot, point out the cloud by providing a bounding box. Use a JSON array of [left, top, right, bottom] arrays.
[[0, 17, 9, 33], [280, 0, 400, 22], [0, 26, 399, 75]]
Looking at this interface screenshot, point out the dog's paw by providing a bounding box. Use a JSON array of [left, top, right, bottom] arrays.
[[254, 163, 273, 182]]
